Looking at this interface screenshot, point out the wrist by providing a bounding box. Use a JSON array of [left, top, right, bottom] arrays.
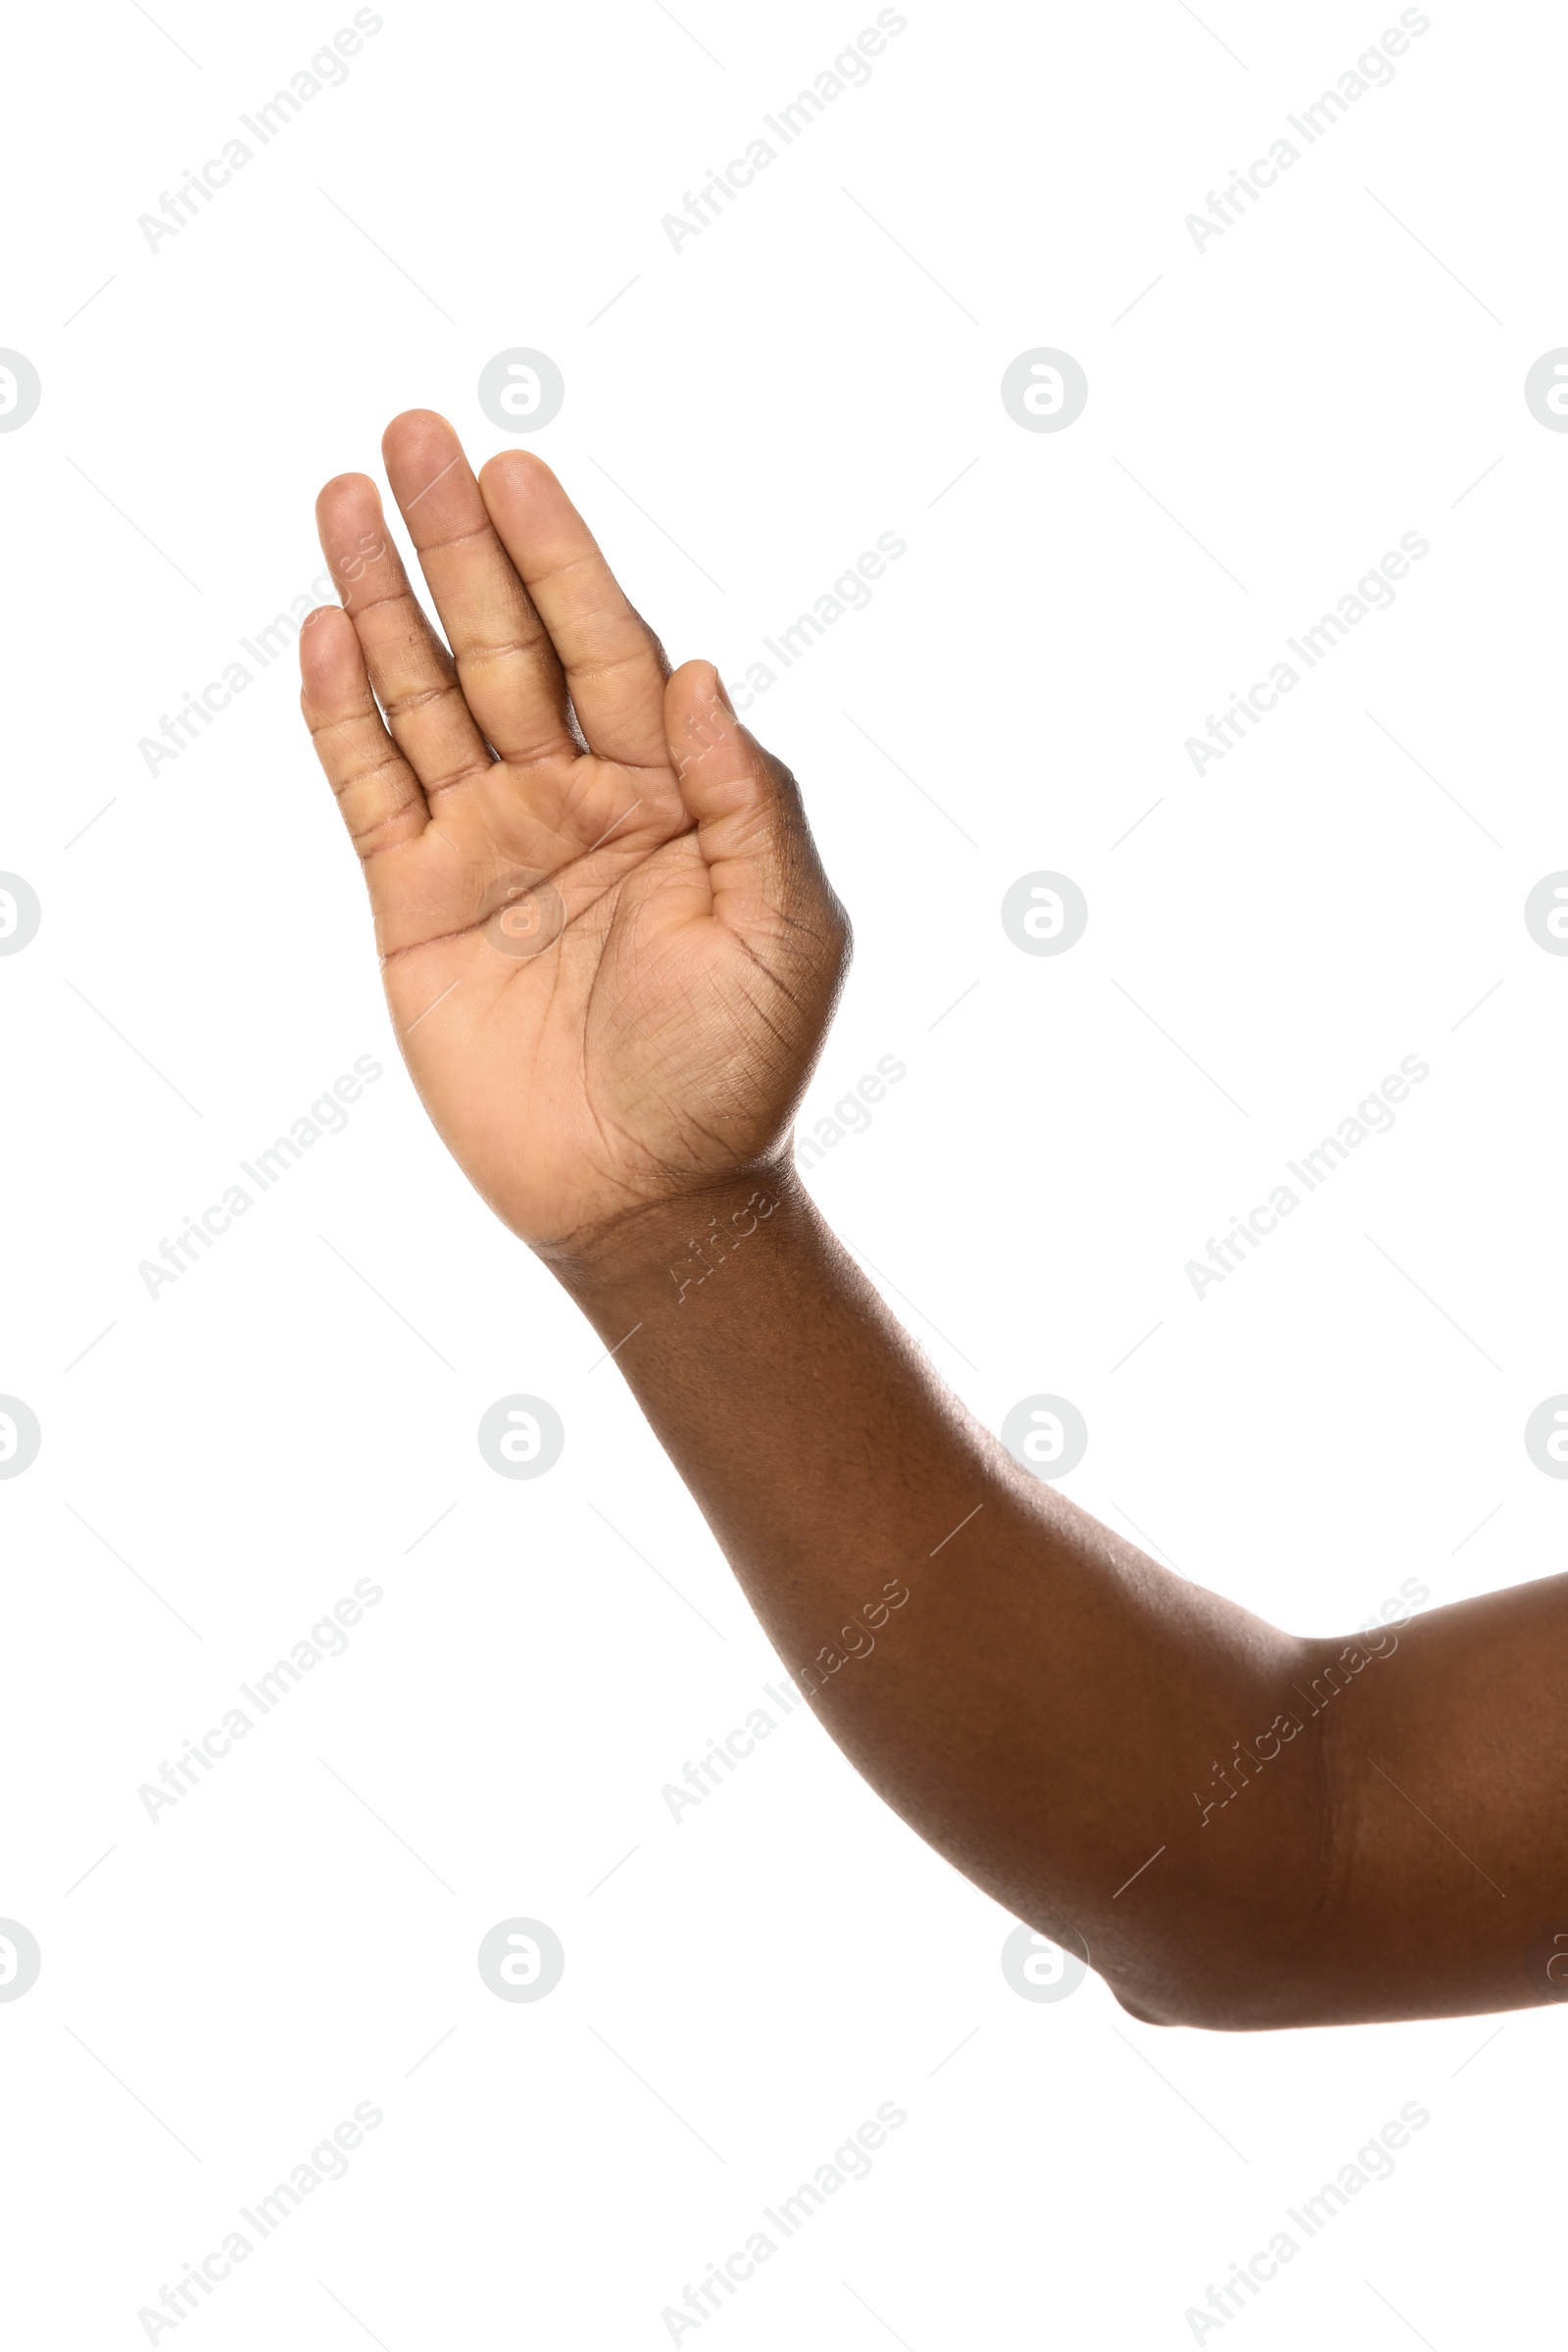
[[533, 1157, 819, 1313]]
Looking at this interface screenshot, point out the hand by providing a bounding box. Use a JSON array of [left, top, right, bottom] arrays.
[[299, 411, 849, 1255]]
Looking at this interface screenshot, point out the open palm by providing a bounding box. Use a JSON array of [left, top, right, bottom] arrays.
[[299, 412, 847, 1252]]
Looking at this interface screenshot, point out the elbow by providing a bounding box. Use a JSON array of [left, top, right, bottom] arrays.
[[1098, 1874, 1348, 2033], [1102, 1930, 1351, 2034], [1108, 1975, 1314, 2033]]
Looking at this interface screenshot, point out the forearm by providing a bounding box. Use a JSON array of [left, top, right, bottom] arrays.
[[548, 1167, 1337, 2028], [305, 417, 1568, 2034]]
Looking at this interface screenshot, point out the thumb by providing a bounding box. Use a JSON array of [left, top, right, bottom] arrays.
[[663, 661, 836, 948]]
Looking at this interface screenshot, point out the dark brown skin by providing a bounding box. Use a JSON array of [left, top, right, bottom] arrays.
[[301, 411, 1568, 2032]]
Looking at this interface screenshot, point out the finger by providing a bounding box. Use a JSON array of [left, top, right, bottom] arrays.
[[315, 471, 493, 803], [299, 605, 427, 859], [380, 411, 577, 769], [477, 450, 671, 770], [664, 662, 826, 943]]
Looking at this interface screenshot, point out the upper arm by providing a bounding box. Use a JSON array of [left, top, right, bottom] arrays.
[[1303, 1574, 1568, 2025]]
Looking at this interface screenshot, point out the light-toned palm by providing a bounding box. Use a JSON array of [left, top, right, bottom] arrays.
[[299, 413, 847, 1251]]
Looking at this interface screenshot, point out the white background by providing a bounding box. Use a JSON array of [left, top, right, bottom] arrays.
[[2, 0, 1564, 2343]]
